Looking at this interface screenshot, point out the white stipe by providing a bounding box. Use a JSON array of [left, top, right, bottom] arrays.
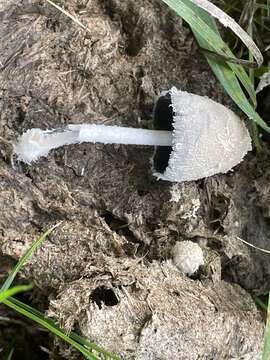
[[14, 124, 173, 164], [68, 124, 172, 146]]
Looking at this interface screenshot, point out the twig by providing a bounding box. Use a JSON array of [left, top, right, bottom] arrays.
[[45, 0, 90, 33], [236, 236, 270, 254]]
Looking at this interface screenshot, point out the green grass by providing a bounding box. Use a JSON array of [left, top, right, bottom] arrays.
[[261, 295, 270, 360], [216, 0, 270, 34], [0, 224, 121, 360], [0, 223, 60, 292], [255, 296, 270, 360], [0, 284, 33, 302], [160, 0, 270, 134], [4, 348, 14, 360]]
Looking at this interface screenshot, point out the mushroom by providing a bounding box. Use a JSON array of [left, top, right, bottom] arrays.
[[172, 240, 204, 276], [14, 87, 252, 182]]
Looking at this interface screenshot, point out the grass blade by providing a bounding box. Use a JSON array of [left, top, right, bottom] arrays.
[[180, 0, 257, 105], [45, 0, 90, 32], [189, 0, 263, 66], [4, 348, 14, 360], [257, 4, 270, 11], [162, 0, 256, 102], [161, 0, 270, 133], [0, 222, 61, 292], [0, 285, 32, 303], [3, 297, 100, 360], [262, 295, 270, 360], [3, 297, 121, 360], [70, 333, 120, 360], [0, 221, 120, 359], [188, 3, 270, 132]]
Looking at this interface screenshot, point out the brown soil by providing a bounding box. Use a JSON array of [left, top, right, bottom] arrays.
[[0, 1, 269, 359]]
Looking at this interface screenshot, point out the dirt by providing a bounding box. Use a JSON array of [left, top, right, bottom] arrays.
[[0, 0, 269, 359]]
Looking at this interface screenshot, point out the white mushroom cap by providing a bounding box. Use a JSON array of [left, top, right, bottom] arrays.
[[154, 87, 252, 182]]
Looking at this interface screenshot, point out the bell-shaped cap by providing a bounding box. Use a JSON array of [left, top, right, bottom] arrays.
[[153, 87, 252, 182]]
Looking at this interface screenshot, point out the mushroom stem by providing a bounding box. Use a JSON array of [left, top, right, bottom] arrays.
[[68, 124, 173, 146], [14, 124, 173, 164]]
